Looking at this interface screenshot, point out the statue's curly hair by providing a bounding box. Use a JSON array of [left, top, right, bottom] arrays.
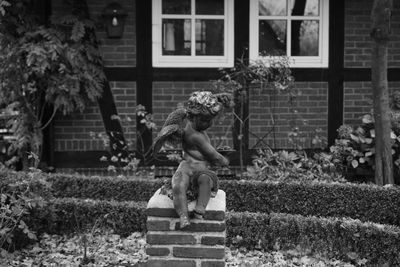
[[186, 91, 234, 117]]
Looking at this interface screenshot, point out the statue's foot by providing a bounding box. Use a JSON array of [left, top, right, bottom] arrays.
[[179, 215, 190, 229], [190, 210, 204, 220]]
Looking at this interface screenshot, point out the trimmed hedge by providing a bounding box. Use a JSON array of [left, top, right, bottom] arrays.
[[48, 174, 163, 202], [24, 198, 400, 265], [48, 174, 400, 226], [226, 212, 400, 266], [27, 198, 147, 237], [223, 180, 400, 227]]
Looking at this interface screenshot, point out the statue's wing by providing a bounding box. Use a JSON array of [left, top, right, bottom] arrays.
[[152, 108, 187, 155]]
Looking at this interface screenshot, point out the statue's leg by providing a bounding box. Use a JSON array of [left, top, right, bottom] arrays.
[[193, 174, 212, 219], [171, 162, 191, 228]]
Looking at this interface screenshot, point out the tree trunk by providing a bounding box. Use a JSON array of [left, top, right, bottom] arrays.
[[370, 0, 394, 185]]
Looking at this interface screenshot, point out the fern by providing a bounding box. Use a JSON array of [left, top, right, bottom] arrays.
[[71, 21, 85, 41], [51, 14, 78, 26], [0, 0, 10, 16]]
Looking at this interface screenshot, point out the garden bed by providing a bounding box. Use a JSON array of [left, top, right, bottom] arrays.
[[1, 231, 359, 267], [21, 197, 400, 266]]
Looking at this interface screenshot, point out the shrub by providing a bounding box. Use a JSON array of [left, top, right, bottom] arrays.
[[330, 114, 400, 183], [226, 212, 400, 266], [0, 168, 50, 250], [245, 148, 345, 183], [47, 173, 163, 202], [223, 180, 400, 226], [27, 198, 147, 237], [45, 173, 400, 226]]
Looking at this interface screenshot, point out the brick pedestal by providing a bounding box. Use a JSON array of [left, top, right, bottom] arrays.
[[146, 188, 226, 267]]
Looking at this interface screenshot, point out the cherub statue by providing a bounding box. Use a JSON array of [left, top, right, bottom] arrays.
[[153, 91, 233, 228]]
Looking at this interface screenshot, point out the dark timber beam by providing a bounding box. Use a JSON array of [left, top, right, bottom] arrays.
[[105, 67, 400, 82], [105, 67, 137, 81], [233, 0, 250, 152], [79, 0, 127, 157], [136, 0, 153, 154], [327, 0, 345, 146]]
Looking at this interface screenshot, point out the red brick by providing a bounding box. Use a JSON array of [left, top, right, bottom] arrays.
[[147, 234, 196, 245], [146, 247, 170, 256], [201, 236, 225, 246], [173, 247, 225, 259], [147, 259, 196, 267], [175, 222, 225, 232], [201, 260, 226, 267], [147, 220, 171, 231]]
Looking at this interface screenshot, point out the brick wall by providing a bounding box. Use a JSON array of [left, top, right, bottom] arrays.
[[52, 0, 136, 67], [54, 82, 136, 151], [344, 82, 400, 126], [152, 81, 328, 150], [344, 0, 400, 68], [153, 82, 234, 149], [146, 189, 226, 267], [249, 82, 328, 149]]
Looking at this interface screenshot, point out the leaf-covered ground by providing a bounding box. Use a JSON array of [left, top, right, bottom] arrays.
[[1, 231, 357, 267]]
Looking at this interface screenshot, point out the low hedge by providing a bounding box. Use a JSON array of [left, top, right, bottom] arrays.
[[226, 212, 400, 266], [23, 198, 400, 265], [27, 198, 147, 237], [223, 180, 400, 227], [47, 174, 163, 202], [47, 174, 400, 226]]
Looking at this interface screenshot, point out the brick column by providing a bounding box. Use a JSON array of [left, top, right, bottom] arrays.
[[146, 188, 226, 267]]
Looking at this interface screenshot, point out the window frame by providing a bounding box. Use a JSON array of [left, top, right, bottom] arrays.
[[249, 0, 329, 68], [152, 0, 234, 68]]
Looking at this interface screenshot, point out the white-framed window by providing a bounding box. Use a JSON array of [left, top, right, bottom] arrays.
[[249, 0, 329, 68], [152, 0, 234, 68]]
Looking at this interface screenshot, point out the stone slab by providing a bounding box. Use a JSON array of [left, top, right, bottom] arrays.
[[146, 189, 226, 221]]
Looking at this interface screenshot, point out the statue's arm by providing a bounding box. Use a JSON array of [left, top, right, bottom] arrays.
[[191, 133, 229, 166]]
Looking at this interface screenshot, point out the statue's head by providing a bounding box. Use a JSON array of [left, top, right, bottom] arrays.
[[187, 91, 222, 116], [185, 91, 234, 131], [186, 91, 221, 130]]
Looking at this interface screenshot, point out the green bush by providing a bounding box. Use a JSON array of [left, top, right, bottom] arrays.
[[222, 180, 400, 226], [47, 173, 163, 202], [46, 173, 400, 226], [27, 198, 147, 237], [246, 148, 345, 183], [0, 168, 50, 250], [226, 212, 400, 266]]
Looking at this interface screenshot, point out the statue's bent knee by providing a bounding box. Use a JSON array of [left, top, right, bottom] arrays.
[[197, 174, 212, 186]]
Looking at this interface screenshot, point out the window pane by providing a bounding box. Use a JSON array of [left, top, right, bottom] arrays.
[[291, 20, 319, 56], [290, 0, 319, 16], [196, 0, 224, 15], [162, 0, 190, 14], [259, 20, 287, 55], [259, 0, 287, 16], [196, 19, 224, 55], [162, 19, 191, 55]]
